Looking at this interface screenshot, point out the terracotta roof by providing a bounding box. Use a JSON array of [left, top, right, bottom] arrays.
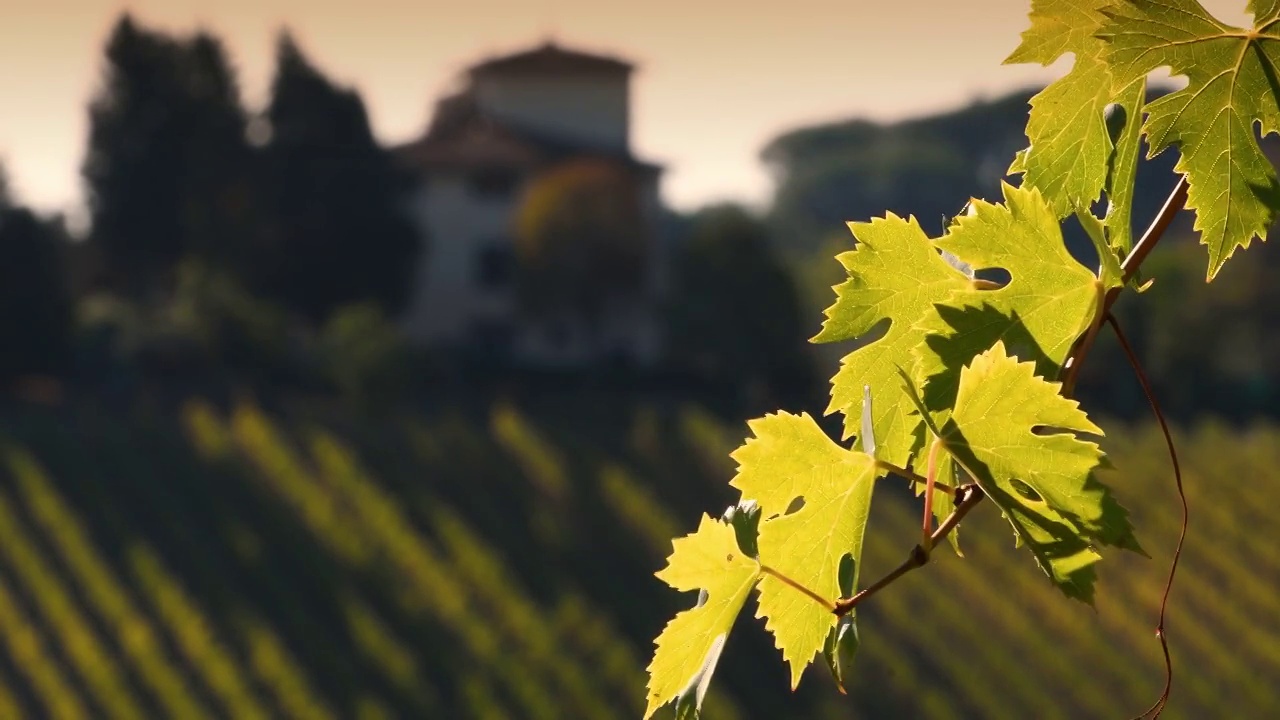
[[393, 120, 542, 170], [392, 113, 663, 175], [468, 40, 633, 77]]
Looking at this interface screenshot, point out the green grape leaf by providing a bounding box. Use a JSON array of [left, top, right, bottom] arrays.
[[1008, 147, 1028, 176], [914, 183, 1104, 412], [1075, 208, 1123, 289], [1098, 0, 1280, 279], [1005, 0, 1128, 216], [728, 412, 880, 688], [933, 342, 1139, 602], [821, 554, 860, 692], [927, 450, 962, 554], [1104, 78, 1148, 258], [721, 500, 761, 558], [812, 214, 972, 466], [645, 515, 761, 719]]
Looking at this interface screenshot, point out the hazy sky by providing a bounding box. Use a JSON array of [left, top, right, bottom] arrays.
[[0, 0, 1254, 219]]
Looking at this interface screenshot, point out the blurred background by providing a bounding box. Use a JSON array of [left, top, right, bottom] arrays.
[[0, 1, 1277, 718]]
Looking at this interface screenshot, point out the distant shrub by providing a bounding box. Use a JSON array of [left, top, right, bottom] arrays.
[[319, 302, 411, 408]]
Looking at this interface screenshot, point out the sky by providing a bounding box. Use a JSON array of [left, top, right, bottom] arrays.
[[0, 0, 1255, 221]]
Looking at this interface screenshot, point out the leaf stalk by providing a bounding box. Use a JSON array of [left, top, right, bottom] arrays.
[[1061, 177, 1189, 394], [832, 484, 984, 618]]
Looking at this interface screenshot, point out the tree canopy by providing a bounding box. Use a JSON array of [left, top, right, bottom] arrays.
[[513, 157, 650, 327]]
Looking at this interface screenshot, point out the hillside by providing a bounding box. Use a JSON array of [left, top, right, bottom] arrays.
[[763, 85, 1186, 261], [0, 394, 1275, 718]]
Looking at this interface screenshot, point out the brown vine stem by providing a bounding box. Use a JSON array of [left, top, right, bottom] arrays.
[[1107, 313, 1186, 720], [832, 484, 984, 618], [1060, 176, 1188, 395]]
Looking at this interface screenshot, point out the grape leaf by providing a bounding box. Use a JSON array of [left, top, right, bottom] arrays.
[[645, 515, 761, 718], [914, 183, 1104, 412], [821, 554, 860, 693], [1075, 208, 1123, 288], [1098, 0, 1280, 279], [812, 214, 971, 466], [1104, 79, 1148, 257], [931, 342, 1138, 602], [728, 412, 880, 688], [1005, 0, 1133, 216]]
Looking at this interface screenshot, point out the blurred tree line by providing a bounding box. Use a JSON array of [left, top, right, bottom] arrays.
[[14, 12, 1272, 423], [1, 13, 816, 411], [81, 17, 418, 317]]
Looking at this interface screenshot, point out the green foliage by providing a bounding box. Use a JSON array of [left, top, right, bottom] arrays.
[[729, 412, 878, 687], [665, 204, 816, 407], [1004, 0, 1139, 218], [920, 343, 1137, 601], [514, 158, 650, 327], [646, 1, 1280, 715], [1099, 0, 1280, 277], [170, 259, 293, 374], [319, 302, 411, 407], [812, 208, 970, 465], [0, 204, 73, 380], [644, 516, 759, 719], [913, 183, 1110, 413], [83, 14, 257, 300], [257, 30, 421, 324], [762, 93, 1035, 256]]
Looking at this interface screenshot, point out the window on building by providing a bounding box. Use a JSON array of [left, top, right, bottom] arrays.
[[476, 241, 513, 289], [469, 169, 520, 200]]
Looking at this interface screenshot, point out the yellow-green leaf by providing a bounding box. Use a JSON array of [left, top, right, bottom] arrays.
[[1005, 0, 1128, 216], [729, 412, 881, 688], [914, 183, 1104, 412], [645, 515, 761, 719], [812, 214, 971, 466], [934, 342, 1139, 602], [1104, 77, 1148, 258], [1098, 0, 1280, 278]]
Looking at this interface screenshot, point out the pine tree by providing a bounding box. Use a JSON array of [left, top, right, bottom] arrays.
[[82, 14, 256, 301], [257, 30, 421, 324], [0, 162, 72, 379]]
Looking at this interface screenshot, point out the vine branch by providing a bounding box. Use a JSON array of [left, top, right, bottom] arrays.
[[832, 484, 984, 618], [1107, 313, 1186, 720], [1119, 177, 1189, 285], [1060, 176, 1188, 394]]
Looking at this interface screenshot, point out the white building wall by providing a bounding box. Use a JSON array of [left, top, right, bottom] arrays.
[[400, 166, 667, 366], [400, 173, 517, 346]]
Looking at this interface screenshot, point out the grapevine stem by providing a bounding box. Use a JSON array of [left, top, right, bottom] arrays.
[[1107, 313, 1185, 720], [1119, 177, 1189, 285], [1062, 280, 1109, 398], [832, 484, 984, 618], [759, 565, 836, 612], [922, 440, 941, 546], [875, 459, 956, 496], [1060, 176, 1188, 394]]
